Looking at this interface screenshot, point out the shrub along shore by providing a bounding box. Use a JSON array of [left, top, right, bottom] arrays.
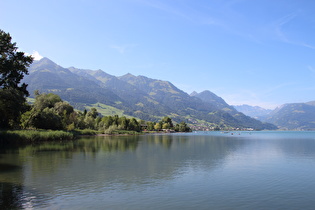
[[0, 130, 76, 143], [0, 129, 138, 143], [0, 129, 163, 144]]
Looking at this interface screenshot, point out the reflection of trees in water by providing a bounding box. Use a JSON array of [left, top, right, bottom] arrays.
[[77, 135, 139, 153], [0, 182, 23, 209], [0, 161, 47, 209], [0, 157, 25, 209], [18, 135, 140, 155], [14, 136, 141, 177], [0, 181, 49, 209], [144, 134, 178, 148], [1, 134, 247, 208], [16, 135, 246, 181]]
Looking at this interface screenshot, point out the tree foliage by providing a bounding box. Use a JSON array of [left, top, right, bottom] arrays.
[[174, 121, 191, 132], [20, 92, 192, 133], [21, 93, 71, 130], [0, 29, 33, 128]]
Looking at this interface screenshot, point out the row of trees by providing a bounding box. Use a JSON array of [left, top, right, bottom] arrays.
[[20, 91, 191, 133], [18, 91, 192, 133]]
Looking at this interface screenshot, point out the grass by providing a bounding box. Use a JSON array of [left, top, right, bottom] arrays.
[[0, 128, 140, 144], [71, 129, 100, 136], [85, 103, 128, 117], [0, 130, 75, 143], [105, 129, 141, 135]]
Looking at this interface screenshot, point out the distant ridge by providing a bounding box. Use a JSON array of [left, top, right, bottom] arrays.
[[264, 102, 315, 130], [23, 57, 277, 130], [234, 102, 315, 130], [233, 104, 273, 119]]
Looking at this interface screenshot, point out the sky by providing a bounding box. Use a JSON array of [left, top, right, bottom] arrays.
[[1, 0, 315, 109]]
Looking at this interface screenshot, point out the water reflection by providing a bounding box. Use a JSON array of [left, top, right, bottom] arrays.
[[1, 134, 243, 208], [1, 132, 315, 209], [0, 182, 24, 209]]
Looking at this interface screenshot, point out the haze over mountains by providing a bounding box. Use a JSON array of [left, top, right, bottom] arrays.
[[23, 58, 315, 130], [234, 103, 315, 130], [233, 105, 273, 119]]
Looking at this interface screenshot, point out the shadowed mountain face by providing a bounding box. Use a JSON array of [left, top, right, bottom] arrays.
[[23, 58, 276, 129]]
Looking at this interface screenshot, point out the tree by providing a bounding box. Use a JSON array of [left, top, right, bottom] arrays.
[[102, 116, 114, 129], [162, 123, 170, 129], [21, 92, 75, 130], [128, 118, 140, 132], [154, 122, 162, 130], [118, 116, 129, 130], [175, 121, 191, 132], [0, 29, 33, 128], [161, 116, 174, 128], [147, 121, 155, 131], [33, 92, 62, 111]]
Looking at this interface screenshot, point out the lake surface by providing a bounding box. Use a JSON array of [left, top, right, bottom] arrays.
[[1, 131, 315, 209]]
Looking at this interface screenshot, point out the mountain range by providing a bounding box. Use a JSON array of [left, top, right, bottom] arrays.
[[264, 102, 315, 130], [233, 105, 273, 119], [234, 103, 315, 130], [22, 57, 276, 130]]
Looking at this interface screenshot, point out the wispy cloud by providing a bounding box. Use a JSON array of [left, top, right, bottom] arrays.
[[31, 51, 43, 60], [136, 0, 221, 26], [271, 11, 315, 50], [222, 82, 299, 109], [273, 12, 298, 43], [307, 65, 315, 78], [140, 0, 191, 20], [110, 44, 137, 54], [302, 43, 315, 50], [263, 82, 297, 96], [307, 65, 315, 72], [136, 0, 265, 43], [24, 50, 43, 60]]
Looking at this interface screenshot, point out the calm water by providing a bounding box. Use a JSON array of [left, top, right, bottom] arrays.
[[1, 131, 315, 209]]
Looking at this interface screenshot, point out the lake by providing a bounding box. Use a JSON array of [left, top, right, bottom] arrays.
[[1, 131, 315, 209]]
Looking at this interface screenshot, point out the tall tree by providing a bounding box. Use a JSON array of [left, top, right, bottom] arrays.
[[0, 29, 33, 128]]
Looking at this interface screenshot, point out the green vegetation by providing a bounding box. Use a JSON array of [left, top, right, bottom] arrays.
[[11, 90, 191, 141], [0, 29, 33, 129], [19, 90, 191, 136], [0, 130, 75, 142], [84, 103, 129, 117]]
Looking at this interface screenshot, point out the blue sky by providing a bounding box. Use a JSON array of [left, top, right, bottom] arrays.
[[1, 0, 315, 109]]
